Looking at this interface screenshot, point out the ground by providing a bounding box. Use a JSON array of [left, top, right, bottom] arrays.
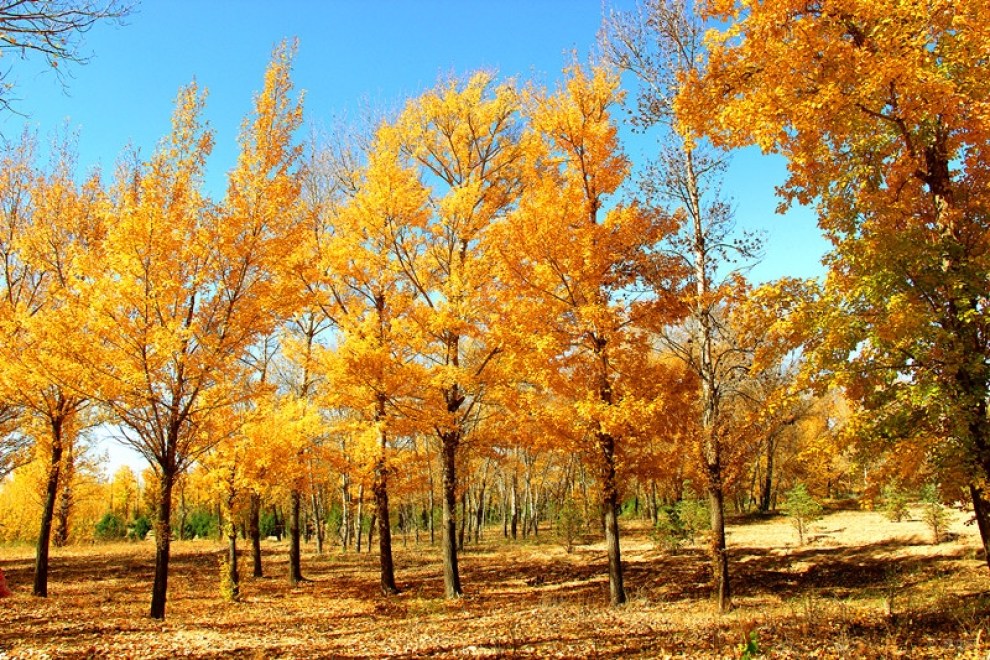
[[1, 507, 988, 658]]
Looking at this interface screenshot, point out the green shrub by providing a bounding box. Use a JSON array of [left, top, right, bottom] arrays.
[[676, 498, 710, 544], [652, 505, 685, 553], [882, 484, 911, 522], [260, 510, 279, 539], [781, 484, 822, 545], [183, 508, 218, 539], [127, 515, 152, 541], [94, 512, 127, 541], [555, 499, 583, 553], [920, 484, 950, 544]]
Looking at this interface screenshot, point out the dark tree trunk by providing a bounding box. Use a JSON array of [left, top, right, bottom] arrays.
[[367, 513, 375, 552], [759, 436, 776, 513], [33, 424, 64, 598], [52, 442, 74, 548], [374, 454, 399, 594], [440, 430, 462, 598], [706, 457, 731, 613], [510, 473, 519, 540], [227, 523, 240, 601], [598, 430, 625, 606], [249, 492, 263, 578], [150, 467, 176, 619], [288, 489, 303, 586]]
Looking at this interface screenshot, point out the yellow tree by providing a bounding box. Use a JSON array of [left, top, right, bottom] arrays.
[[601, 0, 764, 611], [678, 0, 990, 564], [306, 122, 429, 595], [389, 72, 524, 598], [83, 44, 303, 619], [0, 132, 103, 597], [490, 64, 680, 605]]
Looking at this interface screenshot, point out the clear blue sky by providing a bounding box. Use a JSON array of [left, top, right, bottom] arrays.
[[0, 1, 829, 474]]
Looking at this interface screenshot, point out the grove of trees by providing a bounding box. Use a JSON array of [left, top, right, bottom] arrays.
[[0, 0, 986, 626]]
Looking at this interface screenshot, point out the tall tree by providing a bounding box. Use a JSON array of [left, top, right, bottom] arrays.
[[491, 63, 679, 606], [83, 44, 303, 619], [678, 0, 990, 566], [601, 0, 760, 611], [390, 72, 524, 598], [0, 132, 101, 597], [304, 122, 429, 595]]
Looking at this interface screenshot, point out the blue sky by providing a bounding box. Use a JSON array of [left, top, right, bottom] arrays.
[[0, 1, 830, 474]]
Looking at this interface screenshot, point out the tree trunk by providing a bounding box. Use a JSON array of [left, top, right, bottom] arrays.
[[340, 473, 351, 550], [598, 431, 626, 606], [440, 430, 462, 598], [367, 513, 375, 552], [706, 458, 731, 613], [227, 519, 240, 601], [288, 489, 303, 586], [150, 466, 176, 619], [249, 492, 263, 578], [33, 424, 64, 598], [52, 441, 74, 548], [759, 435, 776, 513], [374, 454, 398, 594], [510, 472, 519, 540], [355, 484, 364, 553]]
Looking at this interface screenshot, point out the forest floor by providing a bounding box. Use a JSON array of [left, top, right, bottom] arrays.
[[1, 506, 988, 658]]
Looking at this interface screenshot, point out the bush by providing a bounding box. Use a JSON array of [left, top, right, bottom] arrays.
[[920, 484, 950, 544], [652, 505, 685, 553], [555, 499, 583, 553], [652, 498, 710, 553], [676, 498, 710, 544], [183, 508, 218, 539], [782, 484, 822, 545], [127, 515, 152, 541], [882, 484, 911, 522], [260, 510, 279, 539], [94, 512, 127, 541]]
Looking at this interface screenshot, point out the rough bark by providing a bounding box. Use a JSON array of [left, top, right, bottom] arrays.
[[288, 489, 303, 586], [150, 467, 176, 619], [32, 424, 64, 598], [599, 430, 626, 606], [374, 453, 398, 594], [249, 492, 263, 578], [440, 430, 462, 598]]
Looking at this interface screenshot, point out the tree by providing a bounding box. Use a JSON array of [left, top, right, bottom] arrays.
[[390, 72, 523, 598], [490, 63, 678, 606], [0, 130, 102, 596], [81, 44, 303, 619], [781, 483, 822, 545], [601, 0, 760, 611], [303, 120, 429, 595], [678, 0, 990, 569], [0, 0, 131, 113]]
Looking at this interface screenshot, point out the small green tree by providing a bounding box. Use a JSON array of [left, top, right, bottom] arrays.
[[556, 499, 583, 553], [881, 484, 911, 523], [781, 484, 822, 545], [920, 484, 950, 545], [676, 498, 711, 545], [94, 512, 127, 541], [652, 505, 685, 553]]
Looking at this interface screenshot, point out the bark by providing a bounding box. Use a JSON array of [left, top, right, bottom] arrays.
[[288, 489, 303, 585], [355, 484, 364, 553], [249, 492, 263, 578], [32, 424, 64, 598], [150, 467, 176, 619], [374, 454, 398, 594], [440, 430, 462, 598], [52, 442, 74, 548], [707, 470, 731, 613], [759, 436, 776, 513], [598, 430, 626, 606], [340, 473, 351, 550], [226, 520, 240, 601]]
